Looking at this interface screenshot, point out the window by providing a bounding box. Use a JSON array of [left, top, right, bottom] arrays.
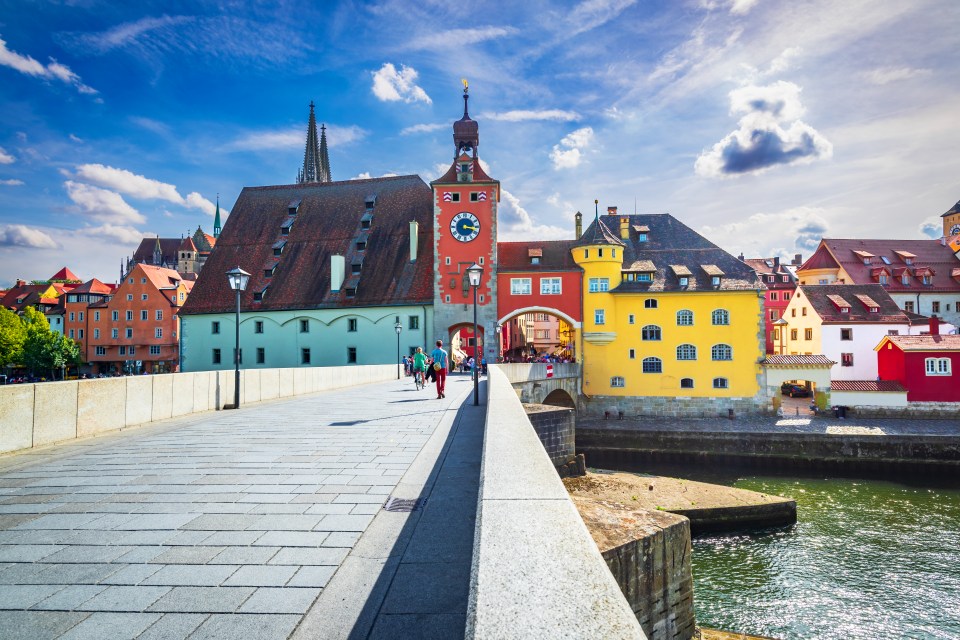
[[769, 309, 780, 321], [879, 274, 890, 285], [888, 330, 899, 336], [641, 325, 661, 341], [610, 376, 625, 388], [902, 273, 910, 285], [637, 273, 652, 282], [676, 344, 697, 360], [212, 349, 221, 364], [69, 329, 74, 338], [588, 278, 610, 293], [94, 329, 100, 339], [922, 275, 932, 285], [783, 292, 790, 300], [155, 328, 163, 339], [126, 310, 133, 321], [540, 278, 562, 295], [711, 344, 732, 361], [713, 377, 728, 389], [680, 378, 694, 389], [156, 310, 163, 321], [347, 347, 357, 363], [711, 276, 721, 286], [129, 278, 134, 284], [126, 328, 133, 338], [69, 312, 75, 322], [638, 233, 647, 242], [78, 329, 84, 339], [584, 249, 589, 259], [679, 276, 688, 287], [932, 301, 941, 313], [139, 310, 146, 321], [445, 257, 451, 266], [409, 316, 419, 330], [840, 307, 850, 314], [128, 346, 133, 355], [255, 321, 264, 334], [119, 346, 126, 356], [147, 345, 160, 356], [141, 294, 148, 301], [96, 346, 106, 356], [141, 277, 147, 284], [301, 348, 311, 364], [111, 328, 118, 338], [510, 278, 532, 295], [628, 314, 635, 324], [790, 329, 798, 340], [676, 310, 693, 326], [841, 353, 854, 367], [257, 347, 265, 364], [112, 310, 119, 321], [841, 328, 853, 341], [345, 288, 356, 298], [774, 328, 780, 340], [127, 294, 133, 301], [711, 309, 730, 325], [770, 292, 778, 301], [300, 319, 309, 333], [95, 311, 100, 321], [356, 241, 366, 251], [642, 357, 662, 373], [804, 328, 813, 340], [791, 308, 796, 317], [449, 192, 460, 202], [904, 301, 915, 313], [212, 321, 220, 334], [925, 358, 951, 376], [629, 349, 636, 359], [350, 263, 361, 275], [644, 299, 658, 309], [347, 318, 358, 332], [594, 309, 605, 325]]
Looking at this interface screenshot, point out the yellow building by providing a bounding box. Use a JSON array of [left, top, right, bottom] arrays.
[[573, 210, 766, 417]]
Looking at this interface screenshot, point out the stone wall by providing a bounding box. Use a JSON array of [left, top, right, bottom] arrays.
[[581, 393, 769, 420], [847, 402, 960, 419], [523, 404, 575, 465]]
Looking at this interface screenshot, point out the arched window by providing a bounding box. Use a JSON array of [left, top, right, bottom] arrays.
[[641, 325, 661, 341], [711, 344, 732, 361], [680, 378, 694, 389], [676, 344, 697, 360], [713, 377, 728, 389], [712, 309, 730, 325], [642, 357, 662, 373], [677, 310, 694, 326]]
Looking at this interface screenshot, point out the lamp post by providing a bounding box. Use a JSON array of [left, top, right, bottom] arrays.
[[495, 324, 502, 360], [225, 266, 250, 410], [394, 321, 402, 380], [467, 263, 483, 406]]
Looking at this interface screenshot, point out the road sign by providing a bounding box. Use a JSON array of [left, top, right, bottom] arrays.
[[546, 364, 554, 378]]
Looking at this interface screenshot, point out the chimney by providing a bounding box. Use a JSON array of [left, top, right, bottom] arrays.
[[793, 253, 802, 265], [15, 279, 25, 288], [575, 211, 582, 240], [409, 220, 419, 262], [607, 206, 618, 215], [773, 256, 780, 269], [619, 216, 630, 240], [330, 254, 345, 291], [737, 253, 744, 261], [930, 314, 940, 336]]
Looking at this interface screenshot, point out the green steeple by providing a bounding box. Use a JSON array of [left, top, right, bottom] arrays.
[[213, 194, 222, 239]]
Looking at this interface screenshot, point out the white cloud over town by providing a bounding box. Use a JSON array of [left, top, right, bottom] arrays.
[[371, 63, 431, 104], [70, 164, 223, 217], [65, 181, 145, 225], [0, 147, 14, 164], [550, 127, 594, 170], [0, 34, 97, 95], [0, 224, 58, 249]]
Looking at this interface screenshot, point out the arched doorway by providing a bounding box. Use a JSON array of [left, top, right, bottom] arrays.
[[448, 322, 485, 369], [496, 307, 579, 363]]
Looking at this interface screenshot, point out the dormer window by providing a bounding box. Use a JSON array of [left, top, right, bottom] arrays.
[[841, 307, 849, 314], [922, 275, 931, 285], [711, 276, 721, 286], [281, 224, 291, 235], [361, 219, 371, 230], [351, 263, 362, 275], [905, 258, 914, 265], [638, 233, 647, 242], [879, 274, 889, 285], [365, 195, 376, 210], [288, 199, 301, 215], [345, 287, 356, 298], [356, 241, 366, 251], [253, 286, 267, 302], [679, 276, 689, 287], [638, 273, 652, 282], [768, 275, 775, 283], [273, 240, 286, 256]]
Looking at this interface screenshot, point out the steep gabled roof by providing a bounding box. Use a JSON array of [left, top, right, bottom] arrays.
[[575, 215, 624, 247], [133, 238, 181, 264], [879, 334, 960, 351], [70, 278, 113, 295], [49, 267, 80, 281], [808, 238, 960, 292], [181, 175, 434, 315], [498, 240, 578, 272], [797, 284, 907, 323], [941, 199, 960, 218]]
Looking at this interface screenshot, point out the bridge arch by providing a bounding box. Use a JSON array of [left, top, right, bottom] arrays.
[[543, 388, 576, 408], [497, 306, 579, 362]]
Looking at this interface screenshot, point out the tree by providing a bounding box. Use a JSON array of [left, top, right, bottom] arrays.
[[20, 307, 64, 379], [0, 307, 26, 368]]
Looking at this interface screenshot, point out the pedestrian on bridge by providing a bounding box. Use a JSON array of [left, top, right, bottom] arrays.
[[430, 339, 449, 399]]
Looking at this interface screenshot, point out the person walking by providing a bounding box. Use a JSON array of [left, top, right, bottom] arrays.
[[430, 339, 449, 399]]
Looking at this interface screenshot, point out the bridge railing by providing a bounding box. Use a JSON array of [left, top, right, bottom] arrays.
[[495, 362, 581, 382], [466, 365, 646, 638]]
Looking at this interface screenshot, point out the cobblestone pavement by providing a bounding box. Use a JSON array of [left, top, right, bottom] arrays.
[[0, 374, 476, 640]]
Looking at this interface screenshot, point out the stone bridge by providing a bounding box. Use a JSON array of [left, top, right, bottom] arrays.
[[497, 362, 581, 408]]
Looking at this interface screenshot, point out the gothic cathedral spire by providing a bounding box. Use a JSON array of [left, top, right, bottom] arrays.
[[213, 194, 222, 239], [298, 101, 332, 184]]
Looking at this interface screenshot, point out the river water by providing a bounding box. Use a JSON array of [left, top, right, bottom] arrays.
[[689, 474, 960, 640]]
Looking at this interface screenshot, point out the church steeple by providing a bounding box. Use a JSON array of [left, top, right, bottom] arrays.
[[453, 80, 479, 159], [298, 101, 331, 184], [213, 194, 222, 239]]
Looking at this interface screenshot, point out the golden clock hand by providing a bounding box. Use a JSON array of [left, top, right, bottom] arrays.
[[463, 225, 478, 231]]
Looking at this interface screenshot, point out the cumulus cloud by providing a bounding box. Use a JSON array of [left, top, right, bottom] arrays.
[[71, 163, 224, 216], [371, 63, 431, 104], [64, 180, 146, 225], [400, 123, 447, 135], [498, 189, 571, 241], [864, 66, 932, 85], [550, 127, 594, 170], [410, 26, 515, 50], [701, 207, 830, 258], [481, 110, 580, 122], [0, 35, 97, 95], [919, 218, 942, 239], [83, 224, 144, 244], [0, 224, 58, 249], [0, 147, 14, 164], [0, 179, 24, 186], [695, 81, 832, 177]]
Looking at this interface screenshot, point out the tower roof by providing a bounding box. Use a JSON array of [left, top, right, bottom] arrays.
[[453, 82, 479, 156], [575, 203, 624, 247], [213, 195, 222, 238], [298, 101, 332, 184], [941, 199, 960, 217]]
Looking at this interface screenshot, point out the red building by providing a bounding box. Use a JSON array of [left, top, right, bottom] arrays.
[[742, 255, 801, 353], [876, 319, 960, 402]]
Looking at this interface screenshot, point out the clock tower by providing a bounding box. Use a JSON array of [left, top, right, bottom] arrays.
[[942, 199, 960, 238], [431, 82, 500, 361]]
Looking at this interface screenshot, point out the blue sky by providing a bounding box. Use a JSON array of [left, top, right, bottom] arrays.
[[1, 0, 958, 287]]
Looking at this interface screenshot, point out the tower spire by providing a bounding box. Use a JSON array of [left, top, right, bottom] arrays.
[[298, 101, 331, 184], [213, 194, 222, 239]]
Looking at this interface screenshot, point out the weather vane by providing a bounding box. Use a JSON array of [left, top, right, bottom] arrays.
[[462, 78, 468, 93]]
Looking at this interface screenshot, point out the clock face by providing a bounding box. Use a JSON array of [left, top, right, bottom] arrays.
[[951, 223, 960, 236], [450, 212, 481, 242]]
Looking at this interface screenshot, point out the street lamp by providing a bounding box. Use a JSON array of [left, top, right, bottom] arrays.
[[467, 263, 483, 406], [225, 266, 250, 410], [394, 321, 403, 380], [495, 324, 502, 360]]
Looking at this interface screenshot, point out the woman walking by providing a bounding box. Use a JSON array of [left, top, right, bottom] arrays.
[[430, 339, 449, 399]]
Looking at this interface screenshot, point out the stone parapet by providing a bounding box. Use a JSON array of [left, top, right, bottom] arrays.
[[847, 403, 960, 420], [523, 403, 576, 465]]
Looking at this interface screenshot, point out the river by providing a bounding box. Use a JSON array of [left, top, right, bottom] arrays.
[[688, 474, 960, 640]]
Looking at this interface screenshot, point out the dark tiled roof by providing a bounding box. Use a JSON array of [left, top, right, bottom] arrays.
[[497, 240, 578, 272], [883, 334, 960, 351], [575, 215, 624, 247], [181, 176, 434, 315], [832, 380, 907, 392], [797, 284, 907, 323], [761, 354, 836, 366], [597, 214, 760, 293], [941, 199, 960, 218]]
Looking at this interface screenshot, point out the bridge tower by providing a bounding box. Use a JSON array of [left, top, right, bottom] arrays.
[[430, 82, 500, 361]]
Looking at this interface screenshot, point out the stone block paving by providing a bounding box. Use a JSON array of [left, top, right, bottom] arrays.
[[0, 376, 467, 639]]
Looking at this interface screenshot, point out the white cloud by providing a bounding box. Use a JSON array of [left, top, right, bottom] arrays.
[[0, 179, 24, 186], [129, 116, 170, 135], [550, 127, 594, 170], [352, 172, 372, 180], [75, 163, 183, 204], [64, 180, 146, 225], [0, 224, 58, 249], [185, 192, 219, 216], [695, 81, 832, 177], [766, 47, 801, 76], [481, 109, 581, 122], [701, 207, 830, 258], [69, 134, 83, 143], [82, 224, 144, 244], [400, 123, 447, 135], [567, 0, 638, 36], [498, 189, 571, 241], [864, 66, 932, 85], [699, 0, 760, 14], [0, 147, 14, 164], [371, 63, 431, 104], [410, 26, 516, 50], [0, 35, 97, 95], [75, 15, 193, 53], [919, 217, 942, 239]]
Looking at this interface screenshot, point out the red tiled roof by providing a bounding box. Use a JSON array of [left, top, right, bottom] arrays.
[[497, 240, 578, 272], [810, 238, 960, 292], [70, 278, 113, 295], [760, 354, 836, 366], [882, 334, 960, 351], [798, 284, 907, 323], [181, 176, 435, 315], [49, 267, 80, 281], [832, 380, 907, 392]]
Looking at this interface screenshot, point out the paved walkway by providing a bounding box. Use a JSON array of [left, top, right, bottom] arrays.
[[0, 373, 484, 640]]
